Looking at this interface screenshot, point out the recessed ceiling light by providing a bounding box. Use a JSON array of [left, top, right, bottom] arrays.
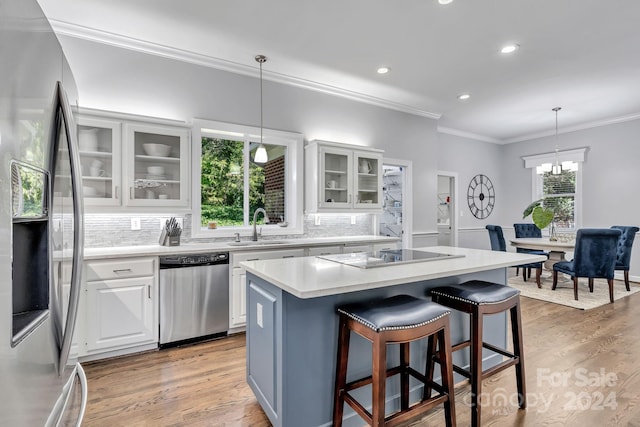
[[439, 0, 454, 4], [457, 93, 471, 100], [377, 67, 390, 74], [500, 44, 520, 54]]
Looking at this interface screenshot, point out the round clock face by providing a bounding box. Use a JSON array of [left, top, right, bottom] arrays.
[[467, 174, 495, 219]]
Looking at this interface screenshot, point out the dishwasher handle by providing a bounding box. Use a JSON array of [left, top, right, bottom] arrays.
[[159, 252, 229, 269]]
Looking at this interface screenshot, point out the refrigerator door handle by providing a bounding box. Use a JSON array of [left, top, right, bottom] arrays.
[[56, 81, 85, 376], [75, 363, 88, 426]]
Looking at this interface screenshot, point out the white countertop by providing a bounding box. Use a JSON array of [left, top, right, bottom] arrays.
[[241, 246, 547, 299], [82, 235, 399, 260]]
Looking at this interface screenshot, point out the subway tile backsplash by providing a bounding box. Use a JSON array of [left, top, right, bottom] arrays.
[[83, 213, 374, 248]]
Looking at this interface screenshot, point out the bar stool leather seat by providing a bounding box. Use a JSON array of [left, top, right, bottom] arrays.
[[333, 294, 457, 427], [428, 280, 526, 427]]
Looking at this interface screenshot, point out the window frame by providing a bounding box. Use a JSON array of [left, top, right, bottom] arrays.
[[523, 148, 586, 232], [533, 168, 581, 231], [191, 119, 303, 239]]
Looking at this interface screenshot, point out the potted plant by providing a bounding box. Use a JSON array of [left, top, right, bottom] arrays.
[[522, 199, 557, 240]]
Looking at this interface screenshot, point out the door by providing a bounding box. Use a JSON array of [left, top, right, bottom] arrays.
[[437, 172, 458, 247], [379, 159, 412, 248], [49, 82, 85, 377], [86, 276, 154, 351]]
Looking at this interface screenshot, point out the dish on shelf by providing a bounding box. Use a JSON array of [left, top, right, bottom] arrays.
[[147, 166, 165, 175], [143, 143, 171, 157], [82, 186, 102, 197], [145, 174, 169, 180]]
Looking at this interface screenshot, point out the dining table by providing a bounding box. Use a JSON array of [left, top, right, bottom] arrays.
[[510, 237, 575, 269]]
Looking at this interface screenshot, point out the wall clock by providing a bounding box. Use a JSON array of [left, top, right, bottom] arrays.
[[467, 174, 495, 219]]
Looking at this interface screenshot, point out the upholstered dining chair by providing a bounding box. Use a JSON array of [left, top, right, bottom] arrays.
[[513, 223, 549, 279], [610, 226, 639, 290], [486, 225, 543, 287], [552, 228, 621, 303]]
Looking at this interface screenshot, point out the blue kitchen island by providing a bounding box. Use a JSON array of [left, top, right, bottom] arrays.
[[241, 246, 545, 427]]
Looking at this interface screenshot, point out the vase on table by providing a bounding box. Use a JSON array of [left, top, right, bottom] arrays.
[[549, 222, 558, 241]]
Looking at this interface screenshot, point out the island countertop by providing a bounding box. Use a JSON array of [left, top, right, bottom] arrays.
[[241, 246, 546, 299]]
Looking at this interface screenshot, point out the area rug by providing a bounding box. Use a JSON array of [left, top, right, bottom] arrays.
[[507, 273, 640, 310]]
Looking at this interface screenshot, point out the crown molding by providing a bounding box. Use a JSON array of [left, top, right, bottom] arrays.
[[504, 112, 640, 144], [437, 126, 502, 144], [49, 20, 441, 120]]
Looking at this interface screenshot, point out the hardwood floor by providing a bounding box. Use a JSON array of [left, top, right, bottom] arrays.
[[82, 292, 640, 426]]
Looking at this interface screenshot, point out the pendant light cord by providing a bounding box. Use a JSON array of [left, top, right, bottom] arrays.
[[255, 55, 267, 145]]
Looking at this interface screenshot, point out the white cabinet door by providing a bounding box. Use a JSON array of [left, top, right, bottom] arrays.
[[372, 242, 398, 252], [230, 248, 305, 330], [319, 145, 353, 210], [76, 116, 122, 207], [343, 244, 371, 254], [124, 122, 190, 207], [353, 150, 383, 209], [85, 276, 155, 352], [305, 140, 383, 213], [230, 267, 247, 329], [306, 245, 343, 256]]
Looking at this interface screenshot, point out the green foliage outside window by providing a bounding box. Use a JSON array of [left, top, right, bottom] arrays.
[[523, 169, 576, 230], [200, 137, 265, 226]]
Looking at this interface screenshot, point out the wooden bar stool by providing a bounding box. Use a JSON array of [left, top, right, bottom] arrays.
[[428, 281, 526, 427], [333, 294, 456, 427]]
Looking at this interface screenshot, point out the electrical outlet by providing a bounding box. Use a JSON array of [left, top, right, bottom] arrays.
[[351, 215, 356, 225], [131, 217, 141, 230], [256, 303, 263, 328]]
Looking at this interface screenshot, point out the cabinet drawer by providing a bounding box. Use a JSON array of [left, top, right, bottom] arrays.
[[343, 244, 371, 254], [306, 246, 342, 257], [231, 249, 305, 267], [85, 257, 156, 281]]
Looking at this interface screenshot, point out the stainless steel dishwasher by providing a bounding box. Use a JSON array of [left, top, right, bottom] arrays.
[[159, 252, 229, 347]]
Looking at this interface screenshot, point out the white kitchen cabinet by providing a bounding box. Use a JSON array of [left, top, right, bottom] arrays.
[[305, 140, 383, 213], [76, 116, 122, 206], [342, 244, 371, 254], [372, 242, 398, 252], [306, 245, 342, 256], [125, 122, 190, 207], [84, 257, 157, 355], [73, 109, 191, 211], [230, 248, 305, 330]]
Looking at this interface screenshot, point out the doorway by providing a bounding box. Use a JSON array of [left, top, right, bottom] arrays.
[[437, 172, 458, 246], [379, 159, 412, 249]]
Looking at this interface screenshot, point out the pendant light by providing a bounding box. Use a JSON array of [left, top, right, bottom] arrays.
[[551, 107, 562, 175], [254, 54, 268, 164]]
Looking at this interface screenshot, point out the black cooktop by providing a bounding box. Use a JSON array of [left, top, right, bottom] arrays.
[[318, 249, 464, 269]]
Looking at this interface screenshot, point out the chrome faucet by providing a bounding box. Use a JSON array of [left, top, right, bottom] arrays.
[[252, 208, 269, 241]]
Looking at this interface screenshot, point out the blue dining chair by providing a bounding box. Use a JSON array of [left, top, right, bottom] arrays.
[[611, 225, 639, 290], [486, 225, 543, 287], [552, 228, 621, 303], [513, 223, 549, 280]]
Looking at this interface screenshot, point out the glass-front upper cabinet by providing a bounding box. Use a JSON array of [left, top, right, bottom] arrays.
[[305, 140, 383, 213], [76, 116, 121, 206], [353, 151, 382, 209], [320, 145, 353, 209], [125, 122, 190, 207]]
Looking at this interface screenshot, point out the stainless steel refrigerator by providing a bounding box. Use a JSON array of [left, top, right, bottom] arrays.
[[1, 0, 87, 425]]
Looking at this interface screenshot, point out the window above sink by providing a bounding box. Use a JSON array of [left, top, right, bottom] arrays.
[[190, 119, 303, 240]]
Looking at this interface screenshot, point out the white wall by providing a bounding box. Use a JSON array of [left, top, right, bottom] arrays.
[[502, 119, 640, 280], [58, 36, 439, 243], [437, 132, 504, 250]]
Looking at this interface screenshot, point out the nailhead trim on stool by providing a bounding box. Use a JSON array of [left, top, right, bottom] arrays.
[[333, 294, 457, 427], [428, 281, 526, 427]]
